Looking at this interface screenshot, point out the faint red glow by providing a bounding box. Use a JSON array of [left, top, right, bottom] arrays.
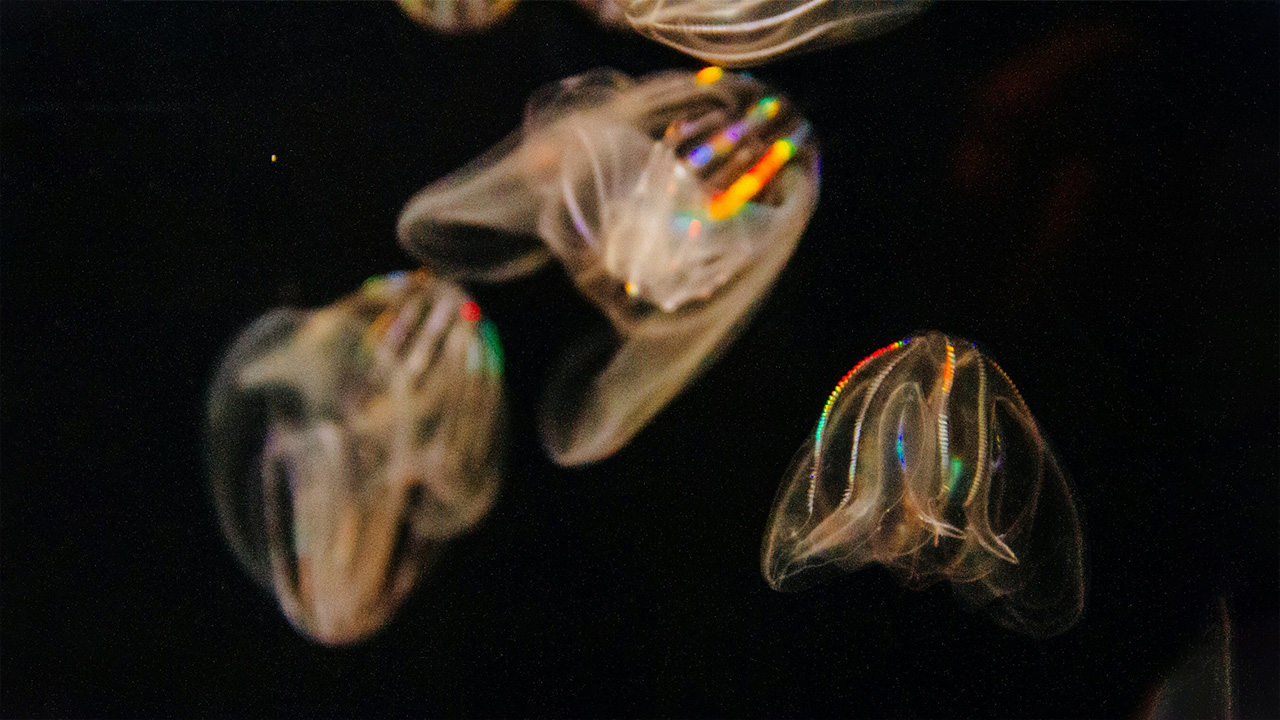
[[460, 300, 481, 322], [978, 23, 1128, 122], [952, 21, 1131, 191]]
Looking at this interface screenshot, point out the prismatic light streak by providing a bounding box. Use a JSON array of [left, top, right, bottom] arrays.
[[843, 346, 912, 507], [814, 339, 908, 448], [687, 95, 781, 169], [806, 338, 909, 515], [707, 121, 809, 220], [695, 66, 724, 85], [478, 318, 505, 377], [937, 338, 955, 500]]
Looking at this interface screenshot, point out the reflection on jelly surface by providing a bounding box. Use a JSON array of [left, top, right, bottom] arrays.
[[206, 271, 505, 645], [397, 0, 517, 32], [399, 68, 819, 465], [762, 332, 1083, 637], [625, 0, 930, 68]]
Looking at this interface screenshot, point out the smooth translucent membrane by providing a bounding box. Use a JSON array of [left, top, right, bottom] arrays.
[[625, 0, 930, 68], [762, 332, 1084, 636], [207, 270, 505, 645], [399, 68, 819, 465]]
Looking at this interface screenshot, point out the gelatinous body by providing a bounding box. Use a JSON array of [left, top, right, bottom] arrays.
[[577, 0, 632, 28], [398, 0, 517, 32], [625, 0, 930, 68], [762, 332, 1083, 636], [399, 68, 819, 465], [207, 271, 505, 645]]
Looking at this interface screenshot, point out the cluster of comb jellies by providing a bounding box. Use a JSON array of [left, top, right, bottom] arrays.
[[398, 66, 820, 465], [400, 0, 929, 68], [206, 270, 505, 645], [762, 332, 1084, 636]]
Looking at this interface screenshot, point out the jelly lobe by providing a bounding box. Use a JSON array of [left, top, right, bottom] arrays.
[[399, 68, 819, 465], [207, 271, 505, 644], [762, 332, 1083, 637], [625, 0, 930, 68]]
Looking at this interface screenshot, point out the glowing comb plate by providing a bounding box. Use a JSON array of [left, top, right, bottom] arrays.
[[398, 68, 819, 464]]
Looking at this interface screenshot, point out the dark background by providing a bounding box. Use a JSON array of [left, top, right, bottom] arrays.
[[3, 2, 1277, 717]]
